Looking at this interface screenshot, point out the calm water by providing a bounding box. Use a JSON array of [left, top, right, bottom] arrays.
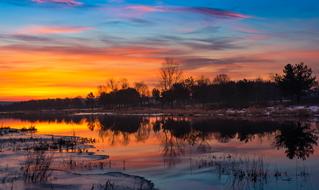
[[1, 114, 319, 190]]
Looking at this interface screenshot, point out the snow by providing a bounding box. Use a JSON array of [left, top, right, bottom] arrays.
[[308, 106, 319, 112]]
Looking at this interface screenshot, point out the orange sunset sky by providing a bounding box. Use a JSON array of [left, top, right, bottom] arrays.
[[1, 0, 319, 101]]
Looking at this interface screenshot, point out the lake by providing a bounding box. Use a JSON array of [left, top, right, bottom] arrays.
[[0, 114, 318, 190]]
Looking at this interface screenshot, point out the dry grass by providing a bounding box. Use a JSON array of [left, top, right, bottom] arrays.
[[22, 151, 54, 183]]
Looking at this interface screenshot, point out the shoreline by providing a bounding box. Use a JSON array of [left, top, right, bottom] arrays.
[[1, 105, 319, 120]]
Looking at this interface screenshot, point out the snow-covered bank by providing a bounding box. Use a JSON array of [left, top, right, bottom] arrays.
[[69, 105, 319, 119], [0, 128, 155, 190], [1, 105, 319, 119]]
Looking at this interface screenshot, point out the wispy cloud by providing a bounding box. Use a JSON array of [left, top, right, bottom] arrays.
[[180, 7, 249, 19], [0, 34, 52, 43], [181, 57, 274, 70], [125, 5, 162, 13], [122, 5, 249, 19], [137, 35, 240, 51], [17, 26, 93, 35], [32, 0, 82, 6], [0, 43, 185, 58]]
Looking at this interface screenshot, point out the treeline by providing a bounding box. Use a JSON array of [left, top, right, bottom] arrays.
[[0, 97, 86, 111], [0, 60, 318, 111], [91, 61, 318, 108], [159, 77, 281, 107], [93, 76, 282, 108]]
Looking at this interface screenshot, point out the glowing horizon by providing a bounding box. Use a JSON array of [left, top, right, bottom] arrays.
[[1, 0, 319, 101]]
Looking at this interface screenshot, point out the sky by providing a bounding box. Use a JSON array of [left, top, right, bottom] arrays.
[[0, 0, 319, 101]]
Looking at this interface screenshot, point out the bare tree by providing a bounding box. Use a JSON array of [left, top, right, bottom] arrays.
[[86, 92, 95, 110], [119, 78, 129, 89], [196, 76, 211, 86], [97, 85, 107, 95], [135, 82, 150, 97], [152, 88, 161, 101], [160, 58, 183, 91], [213, 74, 230, 84], [106, 78, 119, 92]]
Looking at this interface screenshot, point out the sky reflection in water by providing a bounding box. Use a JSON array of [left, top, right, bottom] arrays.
[[1, 115, 319, 190]]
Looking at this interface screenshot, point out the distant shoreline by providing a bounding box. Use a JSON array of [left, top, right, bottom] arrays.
[[1, 105, 319, 120]]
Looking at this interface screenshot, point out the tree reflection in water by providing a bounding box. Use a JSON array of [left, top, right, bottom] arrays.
[[161, 118, 190, 167], [92, 116, 318, 163], [275, 122, 318, 160], [94, 116, 155, 146], [6, 114, 317, 161], [87, 115, 96, 131]]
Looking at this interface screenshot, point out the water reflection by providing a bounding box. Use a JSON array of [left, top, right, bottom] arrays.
[[98, 116, 150, 145], [98, 116, 319, 163], [1, 114, 318, 161], [275, 121, 318, 160]]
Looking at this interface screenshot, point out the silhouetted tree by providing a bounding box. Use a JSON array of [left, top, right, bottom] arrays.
[[85, 92, 95, 110], [160, 58, 183, 91], [161, 82, 191, 106], [275, 63, 317, 102], [106, 78, 119, 92], [98, 79, 141, 108], [134, 82, 150, 105], [119, 78, 129, 89], [152, 88, 161, 102], [98, 92, 114, 108], [134, 82, 149, 97], [213, 74, 230, 84], [170, 82, 191, 104], [0, 97, 86, 111], [192, 77, 211, 104], [162, 89, 174, 106], [2, 63, 318, 111], [97, 85, 107, 94], [183, 77, 195, 90], [114, 88, 140, 107]]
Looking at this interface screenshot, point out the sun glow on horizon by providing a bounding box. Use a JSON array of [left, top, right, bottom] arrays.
[[0, 0, 319, 101]]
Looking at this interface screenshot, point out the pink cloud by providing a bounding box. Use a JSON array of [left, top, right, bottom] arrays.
[[121, 5, 249, 19], [103, 5, 163, 18], [32, 0, 82, 6], [124, 5, 163, 13], [179, 7, 250, 19], [19, 26, 93, 35]]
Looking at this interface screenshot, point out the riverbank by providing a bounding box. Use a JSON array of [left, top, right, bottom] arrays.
[[1, 105, 319, 119], [0, 127, 155, 190]]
